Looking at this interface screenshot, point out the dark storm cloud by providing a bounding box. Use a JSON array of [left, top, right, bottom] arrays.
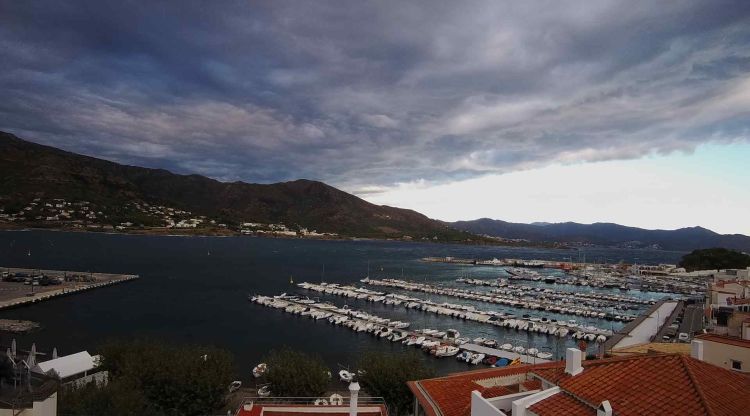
[[1, 1, 749, 192]]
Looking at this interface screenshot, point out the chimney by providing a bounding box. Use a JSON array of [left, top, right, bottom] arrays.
[[349, 381, 360, 416], [565, 348, 583, 376], [691, 340, 704, 361], [597, 400, 612, 416]]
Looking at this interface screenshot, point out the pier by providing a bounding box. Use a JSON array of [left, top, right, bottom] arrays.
[[297, 282, 613, 340], [250, 294, 552, 365], [361, 278, 639, 322], [0, 267, 139, 310]]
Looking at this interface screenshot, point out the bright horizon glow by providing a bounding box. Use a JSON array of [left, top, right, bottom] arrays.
[[359, 143, 750, 236]]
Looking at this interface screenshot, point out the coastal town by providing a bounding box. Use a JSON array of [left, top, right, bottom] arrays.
[[7, 257, 747, 415], [3, 1, 750, 415], [0, 197, 339, 239]]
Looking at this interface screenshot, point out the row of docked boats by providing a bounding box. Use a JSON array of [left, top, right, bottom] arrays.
[[457, 277, 655, 306], [251, 294, 410, 330], [359, 278, 638, 322], [297, 282, 612, 341], [250, 293, 554, 365]]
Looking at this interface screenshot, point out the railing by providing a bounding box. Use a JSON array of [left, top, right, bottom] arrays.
[[237, 396, 386, 407]]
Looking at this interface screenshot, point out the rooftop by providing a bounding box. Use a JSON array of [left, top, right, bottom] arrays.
[[409, 353, 750, 416], [695, 333, 750, 348], [35, 351, 98, 379], [609, 342, 691, 356]]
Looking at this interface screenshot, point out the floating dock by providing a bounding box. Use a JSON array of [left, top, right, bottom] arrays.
[[298, 282, 613, 341], [250, 294, 552, 365], [361, 278, 639, 322], [0, 267, 139, 310]]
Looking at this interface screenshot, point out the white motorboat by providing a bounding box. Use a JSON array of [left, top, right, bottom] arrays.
[[421, 340, 440, 349], [482, 339, 498, 348], [339, 370, 355, 383], [513, 346, 526, 354], [253, 363, 267, 378], [390, 331, 407, 342], [537, 352, 553, 359], [526, 348, 539, 356], [501, 343, 513, 351], [434, 345, 460, 357], [445, 329, 461, 339], [453, 337, 470, 345], [469, 353, 485, 365], [457, 351, 471, 361], [258, 385, 271, 397], [228, 380, 242, 393], [473, 337, 487, 344]]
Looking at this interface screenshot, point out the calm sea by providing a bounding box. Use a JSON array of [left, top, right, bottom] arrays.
[[0, 230, 684, 378]]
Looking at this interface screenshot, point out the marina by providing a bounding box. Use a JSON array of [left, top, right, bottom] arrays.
[[250, 293, 552, 365], [361, 277, 643, 322], [296, 281, 613, 341], [459, 277, 654, 305], [0, 230, 689, 377], [0, 267, 139, 310]]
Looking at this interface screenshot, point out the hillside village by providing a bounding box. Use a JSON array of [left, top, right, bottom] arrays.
[[0, 197, 338, 238]]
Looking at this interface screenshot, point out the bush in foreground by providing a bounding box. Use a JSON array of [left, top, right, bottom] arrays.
[[59, 339, 234, 416], [358, 351, 434, 416], [263, 347, 330, 397]]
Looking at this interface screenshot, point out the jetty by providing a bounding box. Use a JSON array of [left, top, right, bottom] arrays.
[[297, 282, 613, 341], [0, 319, 40, 334], [250, 293, 552, 365], [0, 267, 139, 310], [361, 278, 640, 322]]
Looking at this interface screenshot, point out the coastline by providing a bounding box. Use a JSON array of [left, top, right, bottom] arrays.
[[0, 222, 549, 248]]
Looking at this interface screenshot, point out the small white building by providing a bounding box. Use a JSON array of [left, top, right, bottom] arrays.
[[34, 351, 108, 388]]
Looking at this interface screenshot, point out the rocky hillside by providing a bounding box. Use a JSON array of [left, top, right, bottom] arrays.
[[0, 131, 477, 241]]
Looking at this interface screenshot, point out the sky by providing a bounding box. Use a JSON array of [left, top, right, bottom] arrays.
[[1, 1, 749, 233]]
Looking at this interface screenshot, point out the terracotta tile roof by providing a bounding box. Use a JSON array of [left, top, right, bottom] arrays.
[[609, 342, 691, 356], [408, 363, 561, 416], [532, 354, 750, 416], [411, 354, 750, 416], [479, 385, 514, 399], [528, 392, 595, 416], [696, 333, 750, 348], [520, 379, 542, 391]]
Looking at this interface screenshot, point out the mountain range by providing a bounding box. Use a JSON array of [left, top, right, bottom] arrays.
[[2, 130, 748, 251], [450, 218, 750, 252], [0, 131, 477, 242]]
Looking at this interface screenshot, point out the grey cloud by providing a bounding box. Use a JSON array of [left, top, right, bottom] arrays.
[[0, 0, 749, 193]]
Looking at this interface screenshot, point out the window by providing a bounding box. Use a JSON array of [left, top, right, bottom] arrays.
[[731, 360, 742, 370]]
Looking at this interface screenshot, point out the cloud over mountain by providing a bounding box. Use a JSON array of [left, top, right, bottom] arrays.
[[1, 1, 749, 192]]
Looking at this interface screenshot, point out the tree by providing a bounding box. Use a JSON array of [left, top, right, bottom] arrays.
[[263, 347, 330, 397], [358, 351, 434, 416], [59, 339, 235, 416], [679, 248, 750, 272]]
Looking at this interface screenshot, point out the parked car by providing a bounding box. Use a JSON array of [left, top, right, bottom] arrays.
[[678, 332, 689, 342]]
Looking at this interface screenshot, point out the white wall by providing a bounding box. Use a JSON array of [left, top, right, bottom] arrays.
[[470, 391, 508, 416], [614, 301, 678, 349], [0, 392, 57, 416]]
